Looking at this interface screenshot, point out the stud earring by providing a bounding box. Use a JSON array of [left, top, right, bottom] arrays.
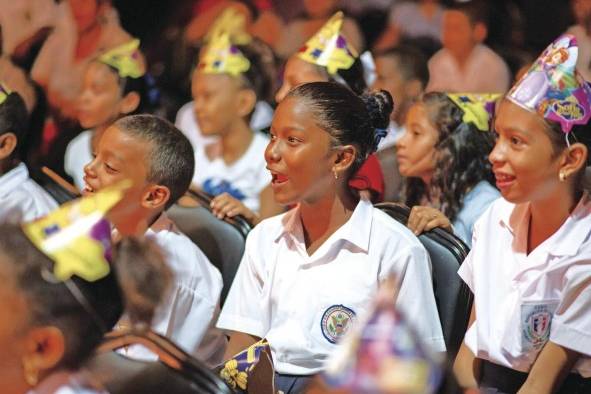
[[559, 171, 567, 182], [22, 359, 39, 387], [333, 169, 339, 180]]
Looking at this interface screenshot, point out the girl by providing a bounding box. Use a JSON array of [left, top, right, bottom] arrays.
[[64, 39, 155, 191], [454, 34, 591, 393], [0, 191, 170, 394], [217, 82, 445, 393], [395, 92, 500, 246], [191, 32, 282, 223]]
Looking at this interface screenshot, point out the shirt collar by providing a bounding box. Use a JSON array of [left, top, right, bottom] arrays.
[[499, 192, 591, 257], [0, 163, 29, 198], [275, 198, 374, 252]]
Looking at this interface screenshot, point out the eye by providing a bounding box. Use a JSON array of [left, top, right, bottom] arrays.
[[104, 162, 118, 173], [287, 136, 299, 143], [510, 136, 523, 146]]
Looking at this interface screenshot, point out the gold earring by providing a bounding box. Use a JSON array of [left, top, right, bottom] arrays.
[[22, 359, 39, 387], [559, 171, 567, 182], [333, 169, 339, 180]]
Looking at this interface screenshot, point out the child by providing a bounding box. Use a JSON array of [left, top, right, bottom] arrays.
[[395, 92, 500, 246], [0, 85, 57, 222], [217, 82, 445, 393], [427, 0, 510, 93], [65, 38, 155, 191], [0, 187, 170, 393], [191, 32, 282, 224], [83, 114, 226, 366], [454, 34, 591, 393], [274, 11, 386, 203]]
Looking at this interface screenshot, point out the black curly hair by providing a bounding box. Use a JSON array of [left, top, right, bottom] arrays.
[[286, 82, 393, 177], [403, 92, 496, 221]]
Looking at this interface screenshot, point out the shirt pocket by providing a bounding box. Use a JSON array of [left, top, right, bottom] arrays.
[[520, 299, 559, 353]]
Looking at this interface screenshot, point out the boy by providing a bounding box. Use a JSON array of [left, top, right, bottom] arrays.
[[372, 45, 429, 201], [427, 0, 510, 93], [83, 114, 226, 365], [0, 86, 57, 222]]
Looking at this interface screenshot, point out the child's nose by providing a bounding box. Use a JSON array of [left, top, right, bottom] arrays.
[[488, 141, 505, 165], [265, 140, 280, 163], [83, 158, 97, 177]]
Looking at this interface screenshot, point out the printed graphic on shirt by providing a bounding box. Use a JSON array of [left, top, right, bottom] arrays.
[[321, 305, 356, 344], [521, 302, 558, 351], [203, 179, 246, 201]]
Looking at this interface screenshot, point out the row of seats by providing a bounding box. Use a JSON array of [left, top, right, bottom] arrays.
[[33, 168, 472, 393]]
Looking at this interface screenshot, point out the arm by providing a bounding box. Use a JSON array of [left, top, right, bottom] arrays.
[[517, 342, 580, 394], [223, 331, 261, 360], [453, 305, 481, 388]]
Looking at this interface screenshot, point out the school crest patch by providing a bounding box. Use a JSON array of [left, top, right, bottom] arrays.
[[321, 305, 356, 344], [521, 303, 557, 351]]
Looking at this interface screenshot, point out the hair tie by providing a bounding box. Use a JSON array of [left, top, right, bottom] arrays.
[[373, 127, 388, 151]]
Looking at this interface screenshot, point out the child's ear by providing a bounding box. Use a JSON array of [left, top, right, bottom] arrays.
[[236, 89, 257, 118], [0, 132, 17, 160], [142, 184, 171, 210], [22, 326, 65, 384], [473, 22, 488, 43], [332, 145, 357, 177], [120, 92, 141, 115], [560, 142, 588, 179]]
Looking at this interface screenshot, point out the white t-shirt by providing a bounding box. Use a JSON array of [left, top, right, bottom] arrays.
[[458, 194, 591, 376], [218, 198, 446, 375], [175, 100, 274, 154], [121, 213, 226, 367], [192, 132, 271, 213], [427, 44, 511, 94], [0, 163, 58, 222], [64, 130, 93, 191]]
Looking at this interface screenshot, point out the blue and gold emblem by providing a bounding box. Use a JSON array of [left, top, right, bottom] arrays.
[[321, 305, 356, 344]]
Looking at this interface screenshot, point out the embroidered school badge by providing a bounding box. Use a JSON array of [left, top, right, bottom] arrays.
[[321, 305, 356, 344], [521, 303, 557, 350]]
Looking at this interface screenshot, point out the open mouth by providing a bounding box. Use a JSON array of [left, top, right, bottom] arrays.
[[82, 179, 97, 195], [271, 172, 289, 185], [494, 172, 516, 189]]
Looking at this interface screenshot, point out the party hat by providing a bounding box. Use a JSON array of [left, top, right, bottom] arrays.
[[198, 33, 251, 77], [98, 39, 145, 79], [219, 339, 274, 392], [22, 181, 131, 283], [0, 82, 11, 105], [204, 7, 252, 46], [447, 93, 500, 132], [322, 277, 443, 393], [507, 34, 591, 134], [297, 11, 358, 75]]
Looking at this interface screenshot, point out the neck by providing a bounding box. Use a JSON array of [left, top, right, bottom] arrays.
[[299, 180, 358, 254], [528, 187, 578, 253], [220, 120, 253, 164], [0, 158, 18, 176], [451, 47, 475, 70], [114, 210, 161, 238], [420, 172, 433, 186]]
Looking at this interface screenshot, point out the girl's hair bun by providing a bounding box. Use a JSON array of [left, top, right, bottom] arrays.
[[362, 90, 394, 151]]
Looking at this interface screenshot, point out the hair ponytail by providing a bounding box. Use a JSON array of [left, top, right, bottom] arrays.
[[361, 90, 394, 151]]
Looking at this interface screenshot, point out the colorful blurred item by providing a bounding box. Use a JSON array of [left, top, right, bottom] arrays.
[[321, 277, 443, 394], [22, 181, 130, 283], [204, 6, 252, 45], [198, 33, 251, 76], [98, 39, 146, 79], [219, 339, 276, 394], [297, 11, 358, 75], [508, 34, 591, 134], [447, 93, 501, 132]]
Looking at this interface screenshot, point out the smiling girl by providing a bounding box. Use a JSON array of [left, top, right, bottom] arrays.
[[454, 35, 591, 393], [217, 82, 445, 393]]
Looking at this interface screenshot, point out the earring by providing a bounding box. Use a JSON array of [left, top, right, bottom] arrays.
[[559, 171, 567, 182], [22, 359, 39, 387], [333, 169, 339, 180]]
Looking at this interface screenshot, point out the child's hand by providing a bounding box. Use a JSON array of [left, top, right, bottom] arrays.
[[210, 193, 258, 224], [407, 206, 452, 236]]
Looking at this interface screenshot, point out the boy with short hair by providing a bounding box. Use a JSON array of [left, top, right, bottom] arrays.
[[83, 114, 226, 365], [0, 86, 57, 222], [427, 0, 510, 93]]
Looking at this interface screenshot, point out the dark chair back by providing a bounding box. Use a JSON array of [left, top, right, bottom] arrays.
[[29, 166, 79, 205], [87, 329, 232, 394], [375, 202, 472, 359], [167, 190, 252, 304]]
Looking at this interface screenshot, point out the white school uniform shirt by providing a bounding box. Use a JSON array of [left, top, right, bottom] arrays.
[[191, 132, 271, 213], [427, 44, 510, 94], [64, 130, 93, 190], [218, 198, 446, 375], [458, 194, 591, 377], [0, 163, 58, 222], [121, 213, 227, 367]]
